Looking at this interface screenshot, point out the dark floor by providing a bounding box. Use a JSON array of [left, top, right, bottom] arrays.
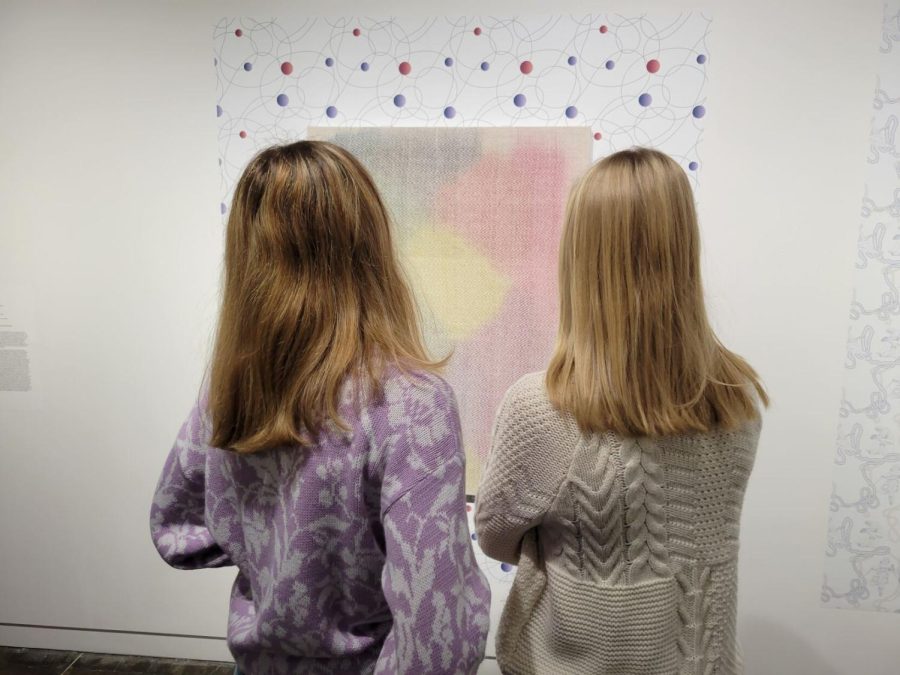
[[0, 647, 233, 675]]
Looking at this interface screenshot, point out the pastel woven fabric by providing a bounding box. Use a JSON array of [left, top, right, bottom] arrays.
[[308, 127, 593, 491], [151, 369, 491, 674], [476, 373, 762, 675]]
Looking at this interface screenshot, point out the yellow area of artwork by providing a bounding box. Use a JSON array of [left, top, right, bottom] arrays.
[[465, 450, 485, 495], [402, 225, 511, 343]]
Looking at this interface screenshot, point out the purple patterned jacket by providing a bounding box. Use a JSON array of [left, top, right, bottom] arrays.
[[150, 370, 490, 674]]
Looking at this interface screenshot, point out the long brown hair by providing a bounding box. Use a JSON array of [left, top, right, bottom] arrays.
[[209, 140, 440, 452], [546, 147, 768, 437]]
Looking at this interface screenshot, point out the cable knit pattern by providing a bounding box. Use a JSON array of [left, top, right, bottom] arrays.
[[676, 564, 714, 674], [621, 438, 671, 582], [475, 372, 761, 675], [561, 435, 627, 584], [150, 369, 490, 675]]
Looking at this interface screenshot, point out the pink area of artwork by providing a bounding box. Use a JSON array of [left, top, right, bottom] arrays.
[[435, 142, 571, 302]]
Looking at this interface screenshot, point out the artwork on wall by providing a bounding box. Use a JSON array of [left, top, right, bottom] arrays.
[[822, 2, 900, 613], [213, 15, 711, 639], [307, 126, 592, 489], [214, 11, 712, 477]]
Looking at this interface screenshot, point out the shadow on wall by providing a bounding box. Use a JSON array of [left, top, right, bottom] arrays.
[[742, 616, 839, 675]]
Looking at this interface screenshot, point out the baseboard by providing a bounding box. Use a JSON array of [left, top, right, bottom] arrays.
[[0, 623, 232, 662], [0, 623, 500, 672]]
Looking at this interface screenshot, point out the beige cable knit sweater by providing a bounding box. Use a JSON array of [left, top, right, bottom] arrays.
[[475, 372, 761, 675]]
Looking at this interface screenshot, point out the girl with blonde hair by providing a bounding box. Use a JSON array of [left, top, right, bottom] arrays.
[[151, 140, 490, 674], [476, 147, 767, 674]]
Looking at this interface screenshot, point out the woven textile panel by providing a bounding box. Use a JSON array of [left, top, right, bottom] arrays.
[[309, 126, 592, 491]]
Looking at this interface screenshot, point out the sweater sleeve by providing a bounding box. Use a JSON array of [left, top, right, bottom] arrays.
[[374, 376, 491, 675], [149, 401, 231, 570], [474, 373, 574, 565]]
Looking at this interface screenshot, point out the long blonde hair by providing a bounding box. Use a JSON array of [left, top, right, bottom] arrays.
[[209, 140, 440, 452], [546, 147, 767, 437]]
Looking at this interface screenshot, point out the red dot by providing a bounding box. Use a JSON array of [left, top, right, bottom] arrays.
[[234, 28, 243, 37], [474, 27, 482, 36], [520, 60, 533, 74], [398, 61, 411, 75], [239, 130, 247, 138], [466, 504, 473, 513], [647, 59, 660, 73], [594, 132, 602, 140], [280, 62, 293, 75], [352, 28, 361, 37], [599, 25, 608, 33]]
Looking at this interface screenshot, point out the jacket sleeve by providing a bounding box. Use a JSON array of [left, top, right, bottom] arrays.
[[375, 378, 491, 675], [474, 375, 568, 565], [149, 401, 231, 570]]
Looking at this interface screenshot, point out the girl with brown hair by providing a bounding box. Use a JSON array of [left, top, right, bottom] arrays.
[[150, 140, 490, 674], [476, 148, 767, 674]]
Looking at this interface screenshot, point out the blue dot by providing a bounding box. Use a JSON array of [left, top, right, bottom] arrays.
[[393, 94, 406, 107], [276, 93, 289, 107], [513, 93, 526, 107], [605, 60, 615, 70], [692, 105, 706, 119], [326, 105, 337, 118], [325, 57, 334, 67], [471, 532, 477, 541], [360, 62, 369, 71], [444, 57, 454, 67], [565, 105, 578, 119], [567, 55, 577, 66], [500, 562, 513, 572], [688, 161, 699, 171], [216, 104, 222, 117], [243, 62, 252, 71], [480, 61, 490, 71], [443, 106, 456, 119], [220, 202, 227, 215], [638, 93, 652, 107], [696, 54, 707, 64]]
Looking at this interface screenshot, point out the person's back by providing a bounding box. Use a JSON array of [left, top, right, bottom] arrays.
[[150, 140, 490, 674], [155, 368, 488, 674], [475, 148, 767, 675], [477, 372, 760, 674]]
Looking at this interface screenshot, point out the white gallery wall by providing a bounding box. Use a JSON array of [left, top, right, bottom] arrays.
[[0, 0, 897, 673]]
